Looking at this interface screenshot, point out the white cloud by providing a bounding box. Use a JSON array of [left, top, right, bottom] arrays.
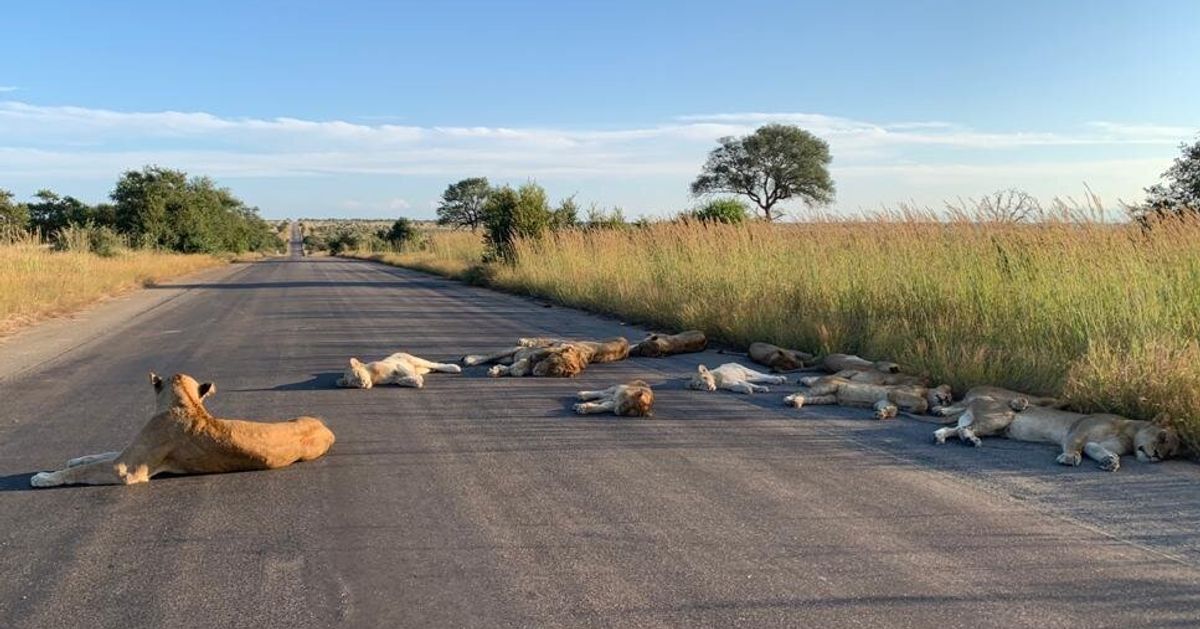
[[0, 86, 18, 93]]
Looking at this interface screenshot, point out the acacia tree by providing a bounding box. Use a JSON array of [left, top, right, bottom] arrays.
[[0, 189, 30, 232], [436, 177, 491, 231], [690, 124, 835, 221], [1141, 135, 1200, 218]]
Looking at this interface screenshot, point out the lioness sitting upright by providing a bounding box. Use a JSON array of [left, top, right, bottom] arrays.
[[30, 373, 335, 487], [932, 388, 1179, 471], [748, 342, 815, 372], [337, 352, 462, 389], [463, 337, 629, 378], [688, 363, 786, 394], [631, 330, 707, 357], [573, 380, 655, 417]]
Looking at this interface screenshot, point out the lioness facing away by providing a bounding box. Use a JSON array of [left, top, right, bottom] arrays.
[[337, 352, 462, 389], [574, 380, 655, 417], [631, 330, 707, 357], [933, 388, 1179, 471], [463, 337, 629, 378], [785, 377, 952, 419], [688, 363, 786, 394], [748, 342, 814, 372], [30, 373, 335, 487]]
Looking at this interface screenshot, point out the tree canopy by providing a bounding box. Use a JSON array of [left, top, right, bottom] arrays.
[[690, 124, 835, 221], [1142, 135, 1200, 218], [436, 177, 491, 231]]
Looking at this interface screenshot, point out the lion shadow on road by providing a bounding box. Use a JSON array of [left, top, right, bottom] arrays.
[[0, 472, 37, 492], [231, 372, 344, 391]]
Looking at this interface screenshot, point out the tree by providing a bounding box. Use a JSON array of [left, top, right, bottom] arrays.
[[112, 166, 190, 247], [482, 182, 552, 261], [584, 205, 627, 230], [27, 189, 95, 235], [436, 177, 491, 231], [550, 195, 580, 230], [0, 189, 30, 232], [690, 124, 835, 221], [690, 198, 749, 224], [1141, 135, 1200, 218], [384, 217, 418, 247]]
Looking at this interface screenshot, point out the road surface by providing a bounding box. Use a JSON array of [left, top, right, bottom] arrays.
[[1, 233, 1198, 628]]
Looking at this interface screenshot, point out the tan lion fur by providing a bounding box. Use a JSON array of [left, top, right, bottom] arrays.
[[337, 352, 461, 389], [785, 377, 953, 419], [631, 330, 707, 357], [747, 342, 814, 372], [573, 380, 655, 417], [799, 369, 930, 388], [933, 390, 1180, 471], [30, 373, 335, 487], [463, 337, 629, 378], [818, 353, 901, 375]]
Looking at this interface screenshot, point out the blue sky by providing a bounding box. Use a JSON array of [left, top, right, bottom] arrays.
[[1, 0, 1198, 219]]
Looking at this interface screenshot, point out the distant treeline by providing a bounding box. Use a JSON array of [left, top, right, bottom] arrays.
[[0, 166, 283, 254]]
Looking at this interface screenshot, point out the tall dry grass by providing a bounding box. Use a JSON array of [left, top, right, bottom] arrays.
[[358, 213, 1200, 449], [344, 230, 485, 279], [0, 235, 224, 336]]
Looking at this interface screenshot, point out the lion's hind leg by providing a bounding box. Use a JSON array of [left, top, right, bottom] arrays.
[[578, 385, 618, 401], [31, 457, 141, 487], [573, 400, 616, 415], [409, 356, 463, 374]]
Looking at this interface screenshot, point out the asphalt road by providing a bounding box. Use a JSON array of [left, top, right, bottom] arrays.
[[1, 235, 1199, 628]]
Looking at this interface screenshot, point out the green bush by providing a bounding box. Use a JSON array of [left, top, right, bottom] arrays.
[[51, 223, 127, 257], [482, 182, 552, 262], [691, 198, 749, 224]]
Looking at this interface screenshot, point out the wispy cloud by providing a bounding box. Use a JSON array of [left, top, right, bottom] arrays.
[[0, 86, 18, 93]]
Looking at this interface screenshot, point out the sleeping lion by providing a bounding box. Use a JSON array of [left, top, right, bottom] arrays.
[[337, 352, 462, 389], [785, 377, 953, 419], [30, 373, 335, 487], [747, 342, 815, 372], [933, 387, 1179, 471], [463, 337, 629, 378], [688, 363, 786, 394], [631, 330, 707, 357], [573, 380, 655, 417]]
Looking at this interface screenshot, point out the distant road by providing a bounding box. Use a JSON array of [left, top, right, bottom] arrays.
[[1, 253, 1198, 628]]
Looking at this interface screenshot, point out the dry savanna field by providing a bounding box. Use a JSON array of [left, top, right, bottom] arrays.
[[348, 211, 1200, 453]]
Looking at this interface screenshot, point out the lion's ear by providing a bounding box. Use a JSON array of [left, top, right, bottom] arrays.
[[198, 382, 216, 400], [350, 357, 363, 367], [697, 365, 709, 374], [150, 372, 163, 392], [1157, 431, 1170, 444]]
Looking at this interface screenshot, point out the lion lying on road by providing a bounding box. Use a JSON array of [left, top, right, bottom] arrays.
[[748, 342, 814, 372], [933, 387, 1180, 471], [631, 330, 707, 357], [799, 369, 929, 388], [30, 373, 335, 487], [574, 380, 655, 417], [688, 363, 786, 394], [463, 337, 629, 378], [816, 353, 901, 375], [785, 377, 953, 419], [337, 352, 462, 389]]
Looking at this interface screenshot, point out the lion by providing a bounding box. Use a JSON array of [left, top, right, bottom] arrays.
[[337, 352, 462, 389], [631, 330, 707, 357], [931, 385, 1063, 416], [817, 353, 901, 374], [933, 391, 1180, 471], [688, 363, 786, 394], [798, 369, 930, 388], [573, 380, 655, 417], [785, 377, 953, 419], [30, 373, 335, 487], [463, 337, 629, 378], [747, 342, 815, 372]]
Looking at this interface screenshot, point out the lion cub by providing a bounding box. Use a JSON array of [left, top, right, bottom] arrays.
[[573, 380, 655, 417], [31, 373, 335, 487], [337, 352, 462, 389], [688, 363, 786, 394]]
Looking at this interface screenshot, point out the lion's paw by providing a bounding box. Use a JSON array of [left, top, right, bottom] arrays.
[[572, 404, 588, 415], [784, 394, 804, 408], [770, 376, 787, 385], [1099, 454, 1121, 472], [933, 430, 948, 444], [486, 366, 504, 378], [442, 364, 462, 374], [1056, 452, 1082, 467], [30, 472, 58, 488]]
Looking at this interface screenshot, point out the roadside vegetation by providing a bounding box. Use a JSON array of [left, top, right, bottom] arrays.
[[339, 126, 1200, 451], [0, 165, 280, 335]]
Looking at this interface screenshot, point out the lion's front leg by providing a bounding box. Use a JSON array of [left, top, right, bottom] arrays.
[[573, 400, 616, 415], [577, 385, 617, 401], [462, 347, 521, 367], [31, 457, 147, 487], [1083, 442, 1121, 472], [67, 451, 120, 467]]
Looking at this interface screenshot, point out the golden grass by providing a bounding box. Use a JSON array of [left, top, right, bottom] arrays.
[[343, 230, 484, 279], [358, 216, 1200, 451], [0, 243, 224, 336]]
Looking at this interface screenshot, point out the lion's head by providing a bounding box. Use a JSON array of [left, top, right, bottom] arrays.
[[532, 346, 588, 377], [619, 380, 654, 417], [1135, 425, 1180, 463], [150, 372, 215, 412], [337, 358, 372, 389], [633, 334, 667, 358], [688, 365, 717, 392], [926, 384, 954, 409]]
